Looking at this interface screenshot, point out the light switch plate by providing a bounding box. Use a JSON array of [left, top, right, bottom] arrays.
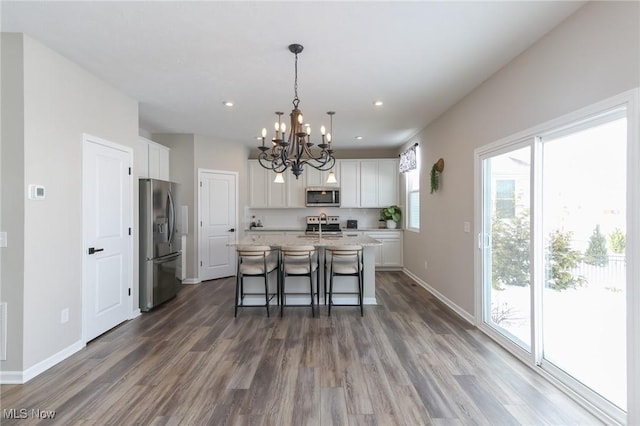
[[464, 221, 471, 233], [28, 184, 45, 200]]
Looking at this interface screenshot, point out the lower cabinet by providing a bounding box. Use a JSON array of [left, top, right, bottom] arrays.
[[365, 231, 403, 269]]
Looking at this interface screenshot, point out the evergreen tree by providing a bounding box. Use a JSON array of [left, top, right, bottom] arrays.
[[546, 229, 585, 291], [609, 228, 626, 254], [491, 211, 530, 290], [584, 224, 609, 266]]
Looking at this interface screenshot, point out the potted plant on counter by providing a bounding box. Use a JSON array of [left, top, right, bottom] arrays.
[[380, 205, 401, 229]]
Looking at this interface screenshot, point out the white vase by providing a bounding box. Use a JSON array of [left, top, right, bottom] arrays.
[[386, 220, 397, 229]]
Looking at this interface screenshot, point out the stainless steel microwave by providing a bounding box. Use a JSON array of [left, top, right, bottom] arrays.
[[305, 187, 340, 207]]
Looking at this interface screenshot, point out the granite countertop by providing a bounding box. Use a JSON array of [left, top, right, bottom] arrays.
[[234, 234, 382, 247]]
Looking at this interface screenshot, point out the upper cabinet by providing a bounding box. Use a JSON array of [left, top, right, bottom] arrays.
[[248, 161, 269, 207], [138, 137, 170, 181], [340, 159, 398, 208], [339, 160, 360, 208], [248, 160, 341, 208], [305, 162, 340, 188], [248, 158, 397, 209], [248, 160, 305, 208]]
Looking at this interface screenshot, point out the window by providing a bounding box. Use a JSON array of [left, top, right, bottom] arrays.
[[406, 152, 420, 230], [495, 179, 516, 218]]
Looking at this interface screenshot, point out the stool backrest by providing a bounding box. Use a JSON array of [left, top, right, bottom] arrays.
[[237, 245, 272, 259], [281, 245, 316, 259], [327, 245, 362, 258]]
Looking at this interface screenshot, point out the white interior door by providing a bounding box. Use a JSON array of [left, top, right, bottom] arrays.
[[199, 170, 237, 280], [83, 135, 132, 342]]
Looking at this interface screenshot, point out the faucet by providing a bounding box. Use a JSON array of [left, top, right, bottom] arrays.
[[319, 213, 327, 239]]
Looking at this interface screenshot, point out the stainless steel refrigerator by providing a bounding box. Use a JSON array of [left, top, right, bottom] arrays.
[[139, 178, 181, 311]]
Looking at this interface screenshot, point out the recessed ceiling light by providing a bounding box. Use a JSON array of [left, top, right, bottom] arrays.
[[355, 136, 364, 140], [373, 100, 383, 107], [223, 101, 234, 107]]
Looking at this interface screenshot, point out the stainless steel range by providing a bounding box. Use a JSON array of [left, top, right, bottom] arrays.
[[305, 215, 342, 236]]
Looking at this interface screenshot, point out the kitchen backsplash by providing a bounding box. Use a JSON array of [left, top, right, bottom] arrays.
[[245, 207, 387, 230]]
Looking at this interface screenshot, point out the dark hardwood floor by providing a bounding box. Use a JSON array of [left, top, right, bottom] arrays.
[[1, 272, 601, 425]]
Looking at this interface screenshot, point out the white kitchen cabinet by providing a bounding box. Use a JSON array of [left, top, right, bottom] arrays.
[[360, 159, 398, 207], [247, 161, 305, 208], [248, 161, 269, 207], [138, 137, 170, 180], [377, 159, 399, 207], [359, 160, 379, 207], [268, 174, 287, 208], [286, 172, 307, 208], [365, 231, 403, 269], [339, 160, 360, 208], [340, 159, 398, 208], [305, 161, 340, 188]]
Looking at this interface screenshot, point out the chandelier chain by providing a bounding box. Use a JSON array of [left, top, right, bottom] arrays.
[[293, 52, 300, 109]]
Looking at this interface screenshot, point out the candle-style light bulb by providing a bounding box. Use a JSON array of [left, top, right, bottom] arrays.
[[298, 114, 303, 124], [274, 122, 279, 131], [327, 133, 332, 143], [306, 126, 311, 136], [281, 123, 286, 133], [261, 128, 267, 138], [321, 125, 326, 136]]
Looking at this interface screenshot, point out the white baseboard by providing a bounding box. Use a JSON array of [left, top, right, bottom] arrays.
[[402, 268, 475, 326], [181, 278, 201, 285], [130, 308, 141, 319], [0, 370, 23, 384], [1, 339, 85, 384]]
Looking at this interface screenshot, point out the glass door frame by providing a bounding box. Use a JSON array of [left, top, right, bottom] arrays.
[[477, 138, 536, 357], [473, 88, 639, 425]]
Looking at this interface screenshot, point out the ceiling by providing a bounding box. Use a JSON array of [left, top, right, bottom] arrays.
[[1, 1, 585, 150]]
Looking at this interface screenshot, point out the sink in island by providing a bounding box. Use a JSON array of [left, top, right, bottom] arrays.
[[234, 234, 382, 305]]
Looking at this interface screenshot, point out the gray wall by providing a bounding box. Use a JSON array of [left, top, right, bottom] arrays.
[[152, 133, 249, 281], [401, 1, 640, 314], [151, 134, 197, 279], [1, 33, 139, 372], [1, 33, 26, 371]]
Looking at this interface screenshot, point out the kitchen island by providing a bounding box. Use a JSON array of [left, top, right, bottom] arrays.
[[234, 234, 381, 305]]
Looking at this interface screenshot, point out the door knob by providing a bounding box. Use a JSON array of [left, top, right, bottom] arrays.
[[88, 247, 104, 255], [227, 228, 235, 232]]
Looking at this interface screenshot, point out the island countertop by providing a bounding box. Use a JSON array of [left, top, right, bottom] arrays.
[[235, 234, 382, 247]]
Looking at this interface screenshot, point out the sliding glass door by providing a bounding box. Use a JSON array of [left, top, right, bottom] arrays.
[[477, 95, 635, 422], [540, 110, 627, 410], [481, 145, 532, 350]]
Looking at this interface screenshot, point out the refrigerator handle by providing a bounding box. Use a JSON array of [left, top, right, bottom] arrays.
[[167, 189, 176, 244]]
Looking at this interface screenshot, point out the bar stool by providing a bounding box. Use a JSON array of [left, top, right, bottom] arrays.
[[280, 245, 318, 317], [235, 245, 279, 317], [325, 245, 364, 316]]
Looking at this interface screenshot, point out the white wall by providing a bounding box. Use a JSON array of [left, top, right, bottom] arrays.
[[1, 33, 139, 374], [402, 2, 639, 314]]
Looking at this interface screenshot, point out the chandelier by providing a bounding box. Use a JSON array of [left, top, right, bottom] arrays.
[[257, 43, 336, 180]]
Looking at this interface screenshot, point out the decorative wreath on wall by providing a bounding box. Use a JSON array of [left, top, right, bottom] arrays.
[[430, 158, 445, 194]]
